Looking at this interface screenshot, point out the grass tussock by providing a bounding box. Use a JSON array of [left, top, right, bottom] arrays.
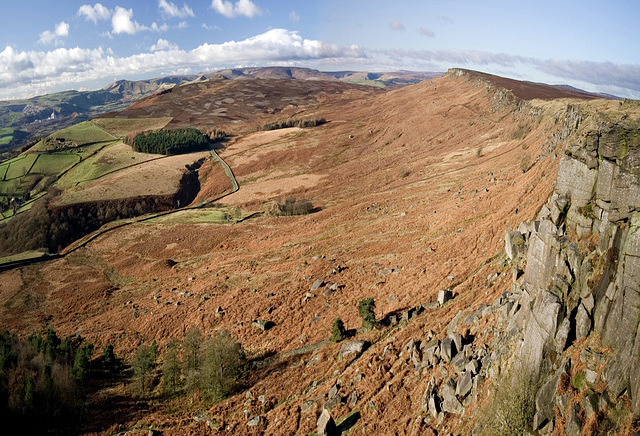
[[479, 363, 539, 435]]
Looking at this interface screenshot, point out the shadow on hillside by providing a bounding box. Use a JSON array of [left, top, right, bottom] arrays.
[[338, 411, 360, 433]]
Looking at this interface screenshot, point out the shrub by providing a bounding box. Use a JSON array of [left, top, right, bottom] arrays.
[[330, 318, 347, 342], [102, 343, 118, 373], [358, 298, 377, 330], [520, 155, 531, 173]]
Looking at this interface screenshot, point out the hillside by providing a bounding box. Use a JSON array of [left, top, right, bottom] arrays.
[[0, 69, 638, 435], [0, 67, 440, 154]]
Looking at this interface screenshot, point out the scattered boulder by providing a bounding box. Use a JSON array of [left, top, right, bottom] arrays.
[[440, 379, 463, 415], [456, 371, 473, 397], [438, 289, 453, 305], [247, 416, 262, 427], [317, 409, 339, 436], [311, 279, 324, 291], [441, 337, 455, 363], [339, 340, 368, 358], [252, 319, 275, 331]]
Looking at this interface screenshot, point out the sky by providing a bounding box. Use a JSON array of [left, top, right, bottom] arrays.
[[1, 0, 639, 100]]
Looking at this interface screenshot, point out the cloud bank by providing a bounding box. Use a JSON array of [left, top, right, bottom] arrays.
[[373, 48, 640, 98], [0, 29, 366, 99]]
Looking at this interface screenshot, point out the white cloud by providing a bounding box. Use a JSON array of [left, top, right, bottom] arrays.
[[111, 7, 168, 35], [211, 0, 261, 18], [78, 3, 111, 24], [56, 22, 70, 38], [178, 21, 189, 29], [159, 0, 194, 19], [289, 11, 300, 22], [112, 7, 141, 34], [390, 21, 405, 31], [151, 38, 178, 52], [0, 29, 367, 99], [38, 21, 70, 45], [202, 23, 222, 31], [419, 27, 435, 37]]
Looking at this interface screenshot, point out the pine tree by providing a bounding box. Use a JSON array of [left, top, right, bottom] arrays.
[[358, 297, 377, 330], [132, 345, 153, 398], [201, 330, 245, 401], [161, 343, 181, 395], [330, 318, 347, 342]]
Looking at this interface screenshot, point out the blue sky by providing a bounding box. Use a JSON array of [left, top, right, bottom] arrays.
[[1, 0, 639, 99]]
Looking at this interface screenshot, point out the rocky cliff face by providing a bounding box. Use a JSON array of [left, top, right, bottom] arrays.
[[497, 109, 640, 433]]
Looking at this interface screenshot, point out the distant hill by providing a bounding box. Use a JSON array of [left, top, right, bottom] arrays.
[[0, 75, 197, 153], [0, 66, 617, 154]]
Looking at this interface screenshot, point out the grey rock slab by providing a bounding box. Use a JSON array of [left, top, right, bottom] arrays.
[[566, 404, 582, 436], [339, 340, 368, 358], [438, 289, 453, 305], [456, 371, 473, 398], [575, 304, 592, 340], [441, 337, 455, 364], [311, 279, 324, 291], [317, 409, 339, 436], [247, 416, 261, 427], [534, 368, 562, 430], [582, 394, 599, 418]]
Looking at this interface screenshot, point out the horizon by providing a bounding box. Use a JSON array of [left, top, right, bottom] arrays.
[[1, 1, 639, 100]]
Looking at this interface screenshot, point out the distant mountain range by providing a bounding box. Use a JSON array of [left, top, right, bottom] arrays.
[[0, 66, 619, 153]]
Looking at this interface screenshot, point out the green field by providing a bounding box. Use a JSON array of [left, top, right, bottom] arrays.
[[30, 153, 81, 175], [31, 121, 117, 152], [5, 154, 37, 180], [57, 142, 160, 188], [146, 207, 253, 224], [0, 250, 48, 264], [93, 117, 173, 137], [0, 127, 13, 146], [50, 121, 117, 144]]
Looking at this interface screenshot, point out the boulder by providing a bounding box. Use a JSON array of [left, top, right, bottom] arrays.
[[339, 340, 368, 358], [438, 289, 453, 305], [505, 230, 525, 260], [252, 319, 275, 331], [247, 416, 261, 427], [456, 371, 473, 398], [440, 337, 455, 364], [311, 278, 324, 291], [440, 379, 463, 415], [317, 409, 339, 436]]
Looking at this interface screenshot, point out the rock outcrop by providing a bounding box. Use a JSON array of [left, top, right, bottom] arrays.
[[489, 116, 640, 431]]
